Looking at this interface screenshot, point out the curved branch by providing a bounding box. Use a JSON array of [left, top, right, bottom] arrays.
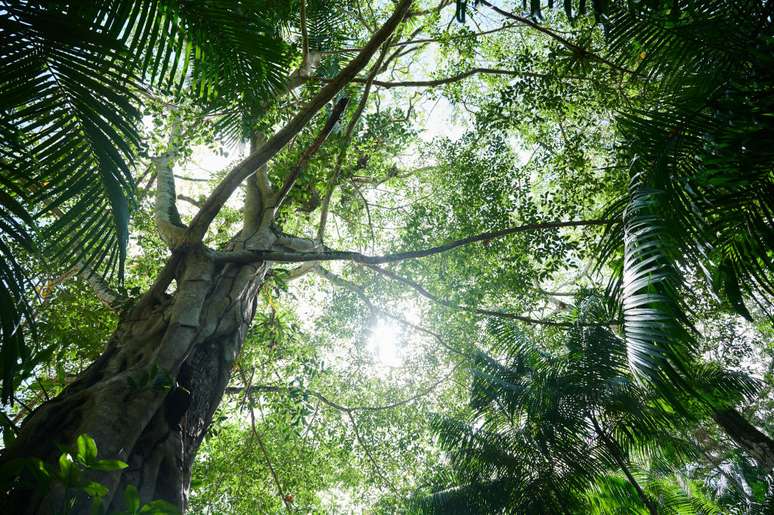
[[366, 264, 613, 327], [214, 219, 612, 265], [360, 68, 570, 89], [185, 0, 415, 244]]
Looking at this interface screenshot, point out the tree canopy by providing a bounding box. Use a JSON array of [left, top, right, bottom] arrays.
[[1, 0, 773, 513]]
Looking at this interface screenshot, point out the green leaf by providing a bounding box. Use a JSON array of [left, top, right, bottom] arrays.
[[90, 459, 129, 472], [124, 484, 141, 512], [58, 453, 79, 485], [139, 500, 181, 514], [75, 434, 98, 464], [83, 480, 109, 499]]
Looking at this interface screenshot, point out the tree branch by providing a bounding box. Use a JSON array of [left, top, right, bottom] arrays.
[[477, 0, 637, 76], [299, 0, 309, 64], [176, 194, 202, 209], [244, 389, 292, 513], [346, 411, 399, 494], [243, 132, 274, 239], [317, 42, 392, 243], [154, 118, 186, 247], [360, 68, 583, 89], [273, 96, 350, 210], [214, 219, 612, 265], [227, 371, 455, 413], [365, 264, 613, 327], [185, 0, 415, 244]]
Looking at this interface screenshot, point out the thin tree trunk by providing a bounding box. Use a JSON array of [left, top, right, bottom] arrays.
[[712, 407, 774, 473], [591, 418, 658, 515], [0, 250, 268, 514]]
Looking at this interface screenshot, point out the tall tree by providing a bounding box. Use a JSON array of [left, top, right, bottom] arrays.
[[1, 1, 772, 513], [1, 0, 421, 511]]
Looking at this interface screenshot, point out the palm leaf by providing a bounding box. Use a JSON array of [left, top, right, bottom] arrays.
[[0, 0, 302, 400]]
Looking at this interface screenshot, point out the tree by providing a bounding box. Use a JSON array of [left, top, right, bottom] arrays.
[[1, 0, 772, 513], [1, 0, 421, 511], [420, 308, 758, 513]]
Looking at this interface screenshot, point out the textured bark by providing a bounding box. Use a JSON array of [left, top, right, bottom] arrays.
[[0, 250, 268, 514], [713, 408, 774, 472]]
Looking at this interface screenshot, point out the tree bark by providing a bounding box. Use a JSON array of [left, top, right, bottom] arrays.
[[0, 249, 268, 514], [712, 407, 774, 473]]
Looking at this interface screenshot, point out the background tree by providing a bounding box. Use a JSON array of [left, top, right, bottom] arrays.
[[418, 302, 762, 513]]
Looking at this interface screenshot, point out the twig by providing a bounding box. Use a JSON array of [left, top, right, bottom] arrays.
[[366, 264, 614, 327], [240, 366, 292, 514], [347, 410, 399, 494]]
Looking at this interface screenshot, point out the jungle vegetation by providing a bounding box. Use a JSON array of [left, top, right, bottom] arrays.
[[0, 0, 772, 513]]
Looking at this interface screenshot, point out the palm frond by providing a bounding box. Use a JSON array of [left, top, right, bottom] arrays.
[[0, 0, 302, 400], [0, 187, 35, 403], [595, 0, 774, 393]]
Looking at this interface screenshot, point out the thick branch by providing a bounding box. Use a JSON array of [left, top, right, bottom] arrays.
[[271, 232, 319, 253], [185, 0, 414, 244], [243, 133, 273, 239], [154, 119, 186, 246], [214, 219, 612, 265], [299, 0, 309, 64]]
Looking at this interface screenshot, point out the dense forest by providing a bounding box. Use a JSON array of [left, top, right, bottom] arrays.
[[1, 0, 773, 513]]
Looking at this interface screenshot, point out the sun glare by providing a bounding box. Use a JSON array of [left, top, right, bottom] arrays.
[[366, 319, 403, 369]]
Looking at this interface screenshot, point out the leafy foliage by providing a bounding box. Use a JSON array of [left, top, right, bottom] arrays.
[[0, 0, 298, 401], [595, 0, 774, 392], [418, 301, 759, 513]]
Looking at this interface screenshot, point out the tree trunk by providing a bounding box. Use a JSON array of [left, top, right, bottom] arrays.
[[0, 249, 268, 514], [712, 407, 774, 472]]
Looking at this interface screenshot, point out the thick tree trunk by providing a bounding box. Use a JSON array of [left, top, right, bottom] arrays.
[[712, 407, 774, 472], [0, 249, 267, 514]]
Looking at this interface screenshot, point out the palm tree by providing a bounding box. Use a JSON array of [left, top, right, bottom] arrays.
[[418, 306, 760, 514], [596, 1, 774, 392]]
